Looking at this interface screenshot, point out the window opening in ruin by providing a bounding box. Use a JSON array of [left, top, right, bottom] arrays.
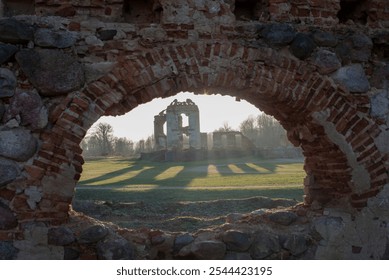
[[180, 113, 190, 150], [221, 134, 228, 147], [75, 92, 304, 232], [236, 134, 242, 147], [2, 0, 34, 16], [337, 0, 368, 25], [122, 0, 162, 23], [233, 0, 263, 21]]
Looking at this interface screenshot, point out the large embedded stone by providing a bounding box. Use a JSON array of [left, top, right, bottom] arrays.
[[313, 49, 342, 75], [0, 44, 18, 65], [97, 236, 135, 260], [97, 29, 117, 41], [331, 64, 370, 93], [0, 68, 16, 98], [0, 18, 34, 44], [261, 23, 296, 46], [282, 234, 308, 256], [78, 225, 109, 244], [290, 33, 316, 60], [139, 26, 168, 43], [84, 62, 117, 83], [85, 35, 104, 47], [191, 240, 226, 260], [0, 158, 20, 187], [222, 230, 252, 252], [0, 202, 17, 230], [313, 213, 387, 259], [367, 185, 389, 216], [336, 34, 373, 63], [174, 233, 194, 252], [312, 30, 338, 47], [313, 216, 344, 242], [34, 28, 78, 49], [0, 129, 37, 161], [14, 222, 64, 259], [64, 247, 80, 260], [3, 90, 48, 130], [0, 241, 18, 260], [268, 211, 298, 226], [370, 90, 389, 119], [24, 186, 42, 210], [224, 252, 252, 260], [48, 227, 76, 246], [251, 231, 280, 259], [375, 130, 389, 155], [15, 49, 85, 96]]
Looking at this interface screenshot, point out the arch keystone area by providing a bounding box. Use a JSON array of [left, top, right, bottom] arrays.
[[0, 0, 389, 260]]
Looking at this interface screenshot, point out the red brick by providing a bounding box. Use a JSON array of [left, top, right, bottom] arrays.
[[351, 118, 370, 134], [213, 43, 221, 57], [0, 231, 17, 241], [25, 165, 45, 180]]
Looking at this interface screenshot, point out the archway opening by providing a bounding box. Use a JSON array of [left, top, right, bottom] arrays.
[[74, 92, 305, 232], [27, 41, 384, 233]]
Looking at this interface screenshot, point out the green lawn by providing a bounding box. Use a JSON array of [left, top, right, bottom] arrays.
[[76, 156, 305, 202]]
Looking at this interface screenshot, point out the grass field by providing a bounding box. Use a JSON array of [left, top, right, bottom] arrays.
[[76, 156, 305, 203]]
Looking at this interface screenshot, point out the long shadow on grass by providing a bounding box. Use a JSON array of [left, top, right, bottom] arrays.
[[157, 163, 208, 187], [79, 157, 301, 188], [214, 159, 278, 176], [79, 158, 208, 187], [79, 163, 145, 186], [80, 159, 176, 186], [112, 163, 174, 186], [112, 161, 208, 187], [235, 163, 264, 174]]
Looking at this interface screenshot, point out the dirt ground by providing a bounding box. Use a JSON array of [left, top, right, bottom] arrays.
[[72, 196, 298, 232]]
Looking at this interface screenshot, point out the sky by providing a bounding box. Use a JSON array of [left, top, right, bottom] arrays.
[[92, 92, 262, 142]]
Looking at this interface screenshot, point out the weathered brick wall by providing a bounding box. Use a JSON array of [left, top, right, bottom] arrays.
[[0, 0, 389, 259], [2, 0, 389, 27]]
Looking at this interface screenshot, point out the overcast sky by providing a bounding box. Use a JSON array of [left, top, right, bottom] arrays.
[[91, 91, 261, 142]]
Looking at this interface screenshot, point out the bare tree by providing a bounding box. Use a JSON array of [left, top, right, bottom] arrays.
[[239, 114, 290, 148], [91, 122, 114, 156], [144, 135, 154, 152], [239, 115, 258, 142], [256, 114, 288, 148], [82, 123, 138, 157], [214, 121, 233, 132], [114, 137, 134, 157]]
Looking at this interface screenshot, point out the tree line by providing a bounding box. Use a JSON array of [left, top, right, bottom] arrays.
[[80, 123, 152, 158], [238, 114, 291, 148], [81, 114, 291, 157]]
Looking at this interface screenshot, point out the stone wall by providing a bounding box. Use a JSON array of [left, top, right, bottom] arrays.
[[2, 1, 389, 27], [0, 0, 389, 259]]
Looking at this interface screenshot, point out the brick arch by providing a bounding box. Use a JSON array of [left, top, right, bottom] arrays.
[[27, 41, 386, 224]]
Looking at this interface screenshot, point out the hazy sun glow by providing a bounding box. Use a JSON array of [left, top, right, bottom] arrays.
[[93, 92, 261, 142]]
